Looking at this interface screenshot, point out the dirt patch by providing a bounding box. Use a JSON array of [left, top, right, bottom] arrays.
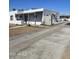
[[9, 26, 43, 37], [9, 24, 20, 28]]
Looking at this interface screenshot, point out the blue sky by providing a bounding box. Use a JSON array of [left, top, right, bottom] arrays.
[[9, 0, 70, 15]]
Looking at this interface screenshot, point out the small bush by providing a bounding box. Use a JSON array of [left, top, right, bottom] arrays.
[[28, 24, 31, 26]]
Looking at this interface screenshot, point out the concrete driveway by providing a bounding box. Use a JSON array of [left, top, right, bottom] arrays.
[[9, 22, 70, 59]]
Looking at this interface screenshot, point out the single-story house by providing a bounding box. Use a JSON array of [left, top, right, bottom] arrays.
[[9, 8, 60, 25]]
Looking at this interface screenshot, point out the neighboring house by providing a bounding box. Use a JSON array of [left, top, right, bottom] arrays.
[[9, 8, 60, 25], [60, 15, 70, 21]]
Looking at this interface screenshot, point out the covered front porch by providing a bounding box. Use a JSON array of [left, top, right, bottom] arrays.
[[15, 11, 43, 25]]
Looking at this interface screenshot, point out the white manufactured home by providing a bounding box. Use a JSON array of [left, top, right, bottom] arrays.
[[9, 8, 60, 25]]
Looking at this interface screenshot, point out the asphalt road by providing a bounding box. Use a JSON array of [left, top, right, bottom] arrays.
[[9, 22, 70, 59]]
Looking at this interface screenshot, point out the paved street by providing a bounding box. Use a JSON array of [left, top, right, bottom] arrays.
[[9, 22, 70, 59]]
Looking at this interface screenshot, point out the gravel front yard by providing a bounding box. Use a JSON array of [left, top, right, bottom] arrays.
[[9, 26, 43, 37]]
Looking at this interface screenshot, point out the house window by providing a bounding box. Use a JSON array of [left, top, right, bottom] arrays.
[[16, 15, 22, 20], [10, 15, 13, 20]]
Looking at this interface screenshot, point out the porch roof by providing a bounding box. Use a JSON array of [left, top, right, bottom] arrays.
[[16, 8, 44, 14]]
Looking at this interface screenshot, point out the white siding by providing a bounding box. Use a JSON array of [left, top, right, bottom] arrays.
[[9, 11, 22, 24], [9, 20, 22, 24], [27, 21, 41, 25], [42, 9, 60, 25]]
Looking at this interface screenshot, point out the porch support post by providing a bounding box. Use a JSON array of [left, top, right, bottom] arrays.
[[28, 13, 30, 25], [34, 12, 36, 26], [22, 13, 25, 24]]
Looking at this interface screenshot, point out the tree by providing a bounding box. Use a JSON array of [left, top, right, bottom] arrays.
[[18, 9, 21, 11], [12, 8, 16, 11], [18, 9, 24, 11], [21, 9, 24, 11]]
